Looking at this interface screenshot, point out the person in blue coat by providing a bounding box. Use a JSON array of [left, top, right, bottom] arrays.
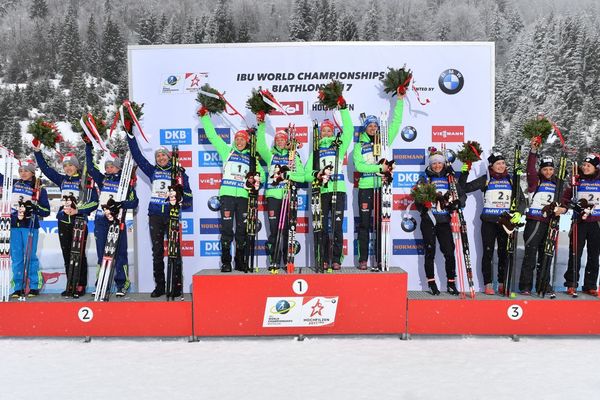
[[85, 143, 138, 297], [126, 134, 192, 297], [1, 159, 51, 297], [34, 145, 98, 297]]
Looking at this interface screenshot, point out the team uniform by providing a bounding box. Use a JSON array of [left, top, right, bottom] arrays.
[[127, 137, 192, 296], [34, 151, 98, 296], [85, 144, 139, 295]]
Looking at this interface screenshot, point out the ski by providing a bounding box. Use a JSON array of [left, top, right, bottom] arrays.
[[94, 153, 136, 302], [328, 129, 342, 274], [501, 145, 524, 297], [286, 125, 300, 274], [166, 146, 184, 300], [19, 175, 41, 301], [65, 158, 94, 298], [568, 161, 583, 298], [0, 147, 15, 302], [244, 127, 259, 273], [311, 120, 325, 273], [536, 154, 567, 297], [378, 112, 393, 272], [444, 147, 475, 298]]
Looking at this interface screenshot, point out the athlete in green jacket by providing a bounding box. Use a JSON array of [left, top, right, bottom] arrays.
[[304, 104, 353, 270], [353, 94, 405, 270], [256, 115, 305, 271], [199, 109, 265, 272]]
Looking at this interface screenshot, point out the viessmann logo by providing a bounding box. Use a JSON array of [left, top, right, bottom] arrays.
[[271, 101, 304, 116], [199, 173, 222, 189], [431, 126, 464, 142], [275, 126, 308, 143]]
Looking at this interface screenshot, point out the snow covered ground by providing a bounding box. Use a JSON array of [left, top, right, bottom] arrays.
[[1, 336, 598, 399]]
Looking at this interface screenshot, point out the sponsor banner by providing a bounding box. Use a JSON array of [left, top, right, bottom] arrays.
[[393, 194, 417, 211], [179, 150, 192, 167], [200, 240, 221, 256], [270, 101, 304, 116], [181, 218, 194, 235], [163, 240, 195, 257], [262, 296, 339, 327], [160, 128, 192, 145], [198, 127, 231, 144], [199, 218, 220, 234], [198, 150, 222, 167], [392, 171, 425, 188], [199, 173, 222, 190], [275, 126, 308, 143], [431, 126, 465, 142], [392, 239, 425, 255], [393, 149, 425, 165], [296, 216, 309, 234]]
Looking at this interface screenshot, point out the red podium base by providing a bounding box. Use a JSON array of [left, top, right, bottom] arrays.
[[0, 294, 193, 337], [407, 291, 600, 335], [193, 267, 408, 337]]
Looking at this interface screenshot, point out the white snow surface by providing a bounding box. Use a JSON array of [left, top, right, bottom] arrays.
[[0, 336, 598, 399]]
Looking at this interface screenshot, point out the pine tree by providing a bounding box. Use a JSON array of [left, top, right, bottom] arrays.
[[87, 80, 101, 108], [167, 17, 183, 44], [29, 0, 48, 20], [289, 0, 312, 41], [69, 72, 88, 121], [182, 17, 196, 44], [237, 16, 251, 43], [138, 12, 158, 45], [312, 0, 332, 41], [9, 117, 24, 158], [116, 71, 129, 105], [337, 12, 359, 41], [46, 91, 68, 121], [24, 81, 40, 110], [194, 15, 208, 43], [155, 14, 169, 44], [47, 21, 63, 75], [85, 15, 101, 77], [100, 18, 126, 84], [59, 5, 83, 86], [362, 0, 380, 41], [210, 0, 236, 43]]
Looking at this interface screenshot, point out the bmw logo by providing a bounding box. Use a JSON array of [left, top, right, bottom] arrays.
[[445, 149, 457, 163], [207, 196, 221, 211], [438, 69, 464, 95], [256, 219, 262, 233], [166, 75, 178, 86], [401, 216, 417, 233], [401, 126, 418, 142], [271, 299, 295, 315]]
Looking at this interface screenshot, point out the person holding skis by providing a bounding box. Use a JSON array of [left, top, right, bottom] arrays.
[[85, 142, 138, 296], [353, 90, 405, 271], [461, 151, 525, 295], [33, 146, 98, 297], [518, 138, 559, 295], [198, 107, 265, 273], [555, 154, 600, 296], [0, 159, 50, 297], [126, 135, 192, 297], [413, 150, 463, 295], [256, 114, 305, 272], [304, 98, 353, 271]]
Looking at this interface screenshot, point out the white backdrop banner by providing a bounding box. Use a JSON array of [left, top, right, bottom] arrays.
[[128, 42, 494, 292]]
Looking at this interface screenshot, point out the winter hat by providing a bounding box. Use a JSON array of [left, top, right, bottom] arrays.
[[274, 130, 288, 142], [362, 115, 380, 132], [320, 119, 335, 132], [487, 151, 505, 166], [62, 153, 80, 169], [105, 153, 122, 170], [428, 152, 445, 166], [19, 158, 37, 173], [155, 146, 172, 160], [583, 154, 600, 168], [539, 156, 554, 169], [234, 130, 249, 142]]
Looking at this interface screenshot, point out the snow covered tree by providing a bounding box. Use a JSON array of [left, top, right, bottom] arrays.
[[29, 0, 48, 20], [100, 17, 126, 84], [288, 0, 313, 41], [69, 72, 88, 121], [85, 15, 101, 77], [362, 0, 380, 41], [182, 17, 196, 44], [59, 4, 83, 86], [138, 12, 158, 45], [337, 12, 359, 41], [209, 0, 236, 43]]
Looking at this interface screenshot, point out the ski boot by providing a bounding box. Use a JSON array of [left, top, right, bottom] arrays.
[[447, 280, 459, 296], [428, 280, 440, 296]]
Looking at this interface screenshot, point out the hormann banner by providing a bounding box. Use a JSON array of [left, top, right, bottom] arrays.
[[128, 42, 494, 292]]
